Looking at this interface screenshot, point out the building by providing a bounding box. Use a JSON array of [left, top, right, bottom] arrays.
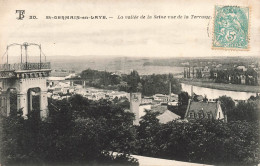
[[153, 94, 167, 102], [138, 104, 180, 124], [183, 66, 211, 79], [201, 66, 210, 78], [213, 72, 218, 78], [153, 94, 175, 103], [184, 100, 227, 122], [141, 97, 153, 104], [151, 105, 180, 123], [240, 74, 246, 84], [109, 91, 129, 100], [168, 101, 178, 106], [130, 99, 181, 125], [157, 109, 180, 124], [237, 66, 247, 71], [47, 77, 66, 87]]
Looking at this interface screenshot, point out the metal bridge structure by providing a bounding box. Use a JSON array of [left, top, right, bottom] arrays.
[[0, 42, 51, 119]]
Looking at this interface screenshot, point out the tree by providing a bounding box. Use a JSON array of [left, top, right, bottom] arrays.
[[231, 100, 260, 122], [218, 95, 235, 118], [141, 74, 181, 96], [203, 95, 208, 102], [135, 119, 260, 165], [178, 91, 190, 106], [136, 109, 161, 156], [219, 95, 260, 122], [249, 95, 260, 101], [173, 91, 190, 119], [113, 97, 130, 109], [125, 70, 141, 93], [193, 93, 199, 102], [1, 95, 139, 165], [80, 69, 123, 90], [210, 69, 214, 79]]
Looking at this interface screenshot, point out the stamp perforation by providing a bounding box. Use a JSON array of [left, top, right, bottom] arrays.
[[211, 5, 251, 51]]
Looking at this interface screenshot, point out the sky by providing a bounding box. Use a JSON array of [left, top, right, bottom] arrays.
[[0, 0, 259, 62]]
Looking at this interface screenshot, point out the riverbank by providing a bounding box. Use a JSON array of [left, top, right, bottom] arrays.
[[181, 80, 260, 93]]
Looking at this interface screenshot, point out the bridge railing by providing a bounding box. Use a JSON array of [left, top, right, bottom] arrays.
[[0, 62, 51, 71]]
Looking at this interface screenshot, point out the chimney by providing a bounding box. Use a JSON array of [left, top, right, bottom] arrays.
[[224, 114, 228, 123], [169, 81, 171, 102], [188, 67, 190, 78], [191, 85, 193, 100], [192, 67, 195, 78]]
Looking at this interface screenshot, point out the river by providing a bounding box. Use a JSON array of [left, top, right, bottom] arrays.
[[181, 83, 257, 100]]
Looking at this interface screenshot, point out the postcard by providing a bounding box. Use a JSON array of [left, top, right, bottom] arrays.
[[0, 0, 259, 166]]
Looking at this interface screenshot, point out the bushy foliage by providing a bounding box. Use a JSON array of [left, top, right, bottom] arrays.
[[80, 69, 181, 95], [0, 95, 138, 166], [136, 110, 161, 156], [219, 95, 260, 122], [141, 74, 181, 96], [80, 69, 121, 87], [230, 100, 260, 122], [123, 70, 142, 93], [219, 96, 235, 114], [178, 91, 190, 106], [136, 111, 260, 165], [1, 94, 259, 166]]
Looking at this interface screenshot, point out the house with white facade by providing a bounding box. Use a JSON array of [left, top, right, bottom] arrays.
[[184, 99, 227, 122]]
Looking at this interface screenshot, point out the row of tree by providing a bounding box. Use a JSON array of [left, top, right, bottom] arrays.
[[80, 69, 182, 96], [183, 67, 203, 79]]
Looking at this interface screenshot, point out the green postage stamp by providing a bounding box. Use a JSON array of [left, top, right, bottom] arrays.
[[212, 6, 249, 50]]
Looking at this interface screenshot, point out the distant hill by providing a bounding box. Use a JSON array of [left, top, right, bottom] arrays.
[[2, 55, 258, 77]]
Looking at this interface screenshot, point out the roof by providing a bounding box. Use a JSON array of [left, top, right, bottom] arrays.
[[154, 94, 167, 97], [150, 105, 180, 123], [185, 100, 220, 118], [157, 110, 180, 124], [48, 77, 65, 81]]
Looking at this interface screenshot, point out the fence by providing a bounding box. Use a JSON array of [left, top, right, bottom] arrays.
[[0, 62, 51, 71]]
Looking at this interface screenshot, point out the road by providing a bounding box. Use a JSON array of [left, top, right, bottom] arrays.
[[132, 155, 212, 166]]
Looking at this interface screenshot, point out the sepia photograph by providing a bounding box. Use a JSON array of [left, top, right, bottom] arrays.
[[0, 0, 259, 165]]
